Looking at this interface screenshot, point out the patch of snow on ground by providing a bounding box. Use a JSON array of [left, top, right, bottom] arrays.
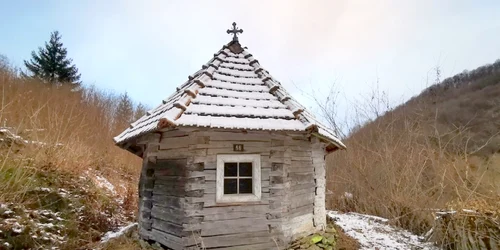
[[94, 175, 116, 195], [328, 211, 438, 250], [101, 223, 138, 243]]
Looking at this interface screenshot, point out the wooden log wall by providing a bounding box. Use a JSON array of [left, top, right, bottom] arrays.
[[136, 128, 327, 249]]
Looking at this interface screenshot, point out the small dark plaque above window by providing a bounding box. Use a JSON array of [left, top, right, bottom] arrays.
[[233, 144, 244, 152]]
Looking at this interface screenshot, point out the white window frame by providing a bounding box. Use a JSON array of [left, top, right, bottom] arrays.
[[216, 154, 261, 203]]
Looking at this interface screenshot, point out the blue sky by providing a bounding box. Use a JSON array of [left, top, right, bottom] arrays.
[[1, 0, 500, 128]]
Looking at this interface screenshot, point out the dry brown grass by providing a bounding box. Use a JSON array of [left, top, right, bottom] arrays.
[[0, 60, 141, 248], [325, 101, 500, 248], [0, 66, 141, 200]]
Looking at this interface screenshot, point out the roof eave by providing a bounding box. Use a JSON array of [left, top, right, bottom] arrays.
[[311, 132, 347, 153]]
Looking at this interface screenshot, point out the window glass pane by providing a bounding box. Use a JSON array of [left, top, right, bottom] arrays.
[[239, 179, 253, 194], [224, 162, 238, 177], [239, 162, 253, 177], [224, 179, 237, 194]]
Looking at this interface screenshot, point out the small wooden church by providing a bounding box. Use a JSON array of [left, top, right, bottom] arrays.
[[114, 23, 346, 250]]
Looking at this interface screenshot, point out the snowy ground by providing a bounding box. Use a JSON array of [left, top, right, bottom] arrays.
[[328, 211, 439, 250], [101, 223, 138, 243]]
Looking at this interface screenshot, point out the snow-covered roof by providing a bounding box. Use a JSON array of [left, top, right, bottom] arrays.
[[114, 41, 345, 151]]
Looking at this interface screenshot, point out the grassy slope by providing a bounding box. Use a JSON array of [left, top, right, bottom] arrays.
[[0, 65, 141, 249], [326, 60, 500, 247]]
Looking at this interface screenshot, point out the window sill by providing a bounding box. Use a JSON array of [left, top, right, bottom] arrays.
[[216, 194, 261, 204]]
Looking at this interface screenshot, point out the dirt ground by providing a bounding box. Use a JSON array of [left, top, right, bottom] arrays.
[[333, 224, 360, 250]]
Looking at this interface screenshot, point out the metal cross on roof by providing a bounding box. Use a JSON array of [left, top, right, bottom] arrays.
[[227, 22, 243, 42]]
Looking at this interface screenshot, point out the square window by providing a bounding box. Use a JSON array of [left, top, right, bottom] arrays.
[[224, 162, 238, 177], [224, 179, 237, 194], [239, 162, 253, 177], [239, 178, 253, 194], [216, 154, 261, 203]]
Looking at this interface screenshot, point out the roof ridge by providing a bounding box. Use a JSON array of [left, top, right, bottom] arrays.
[[241, 50, 345, 149], [114, 42, 345, 151], [113, 47, 230, 142]]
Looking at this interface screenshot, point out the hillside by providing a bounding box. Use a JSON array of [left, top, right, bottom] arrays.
[[412, 59, 500, 155], [326, 59, 500, 248], [0, 60, 141, 249]]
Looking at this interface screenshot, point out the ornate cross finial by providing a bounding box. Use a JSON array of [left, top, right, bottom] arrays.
[[227, 22, 243, 42]]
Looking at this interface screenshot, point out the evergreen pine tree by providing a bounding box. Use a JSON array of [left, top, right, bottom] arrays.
[[24, 31, 81, 85], [115, 92, 134, 129], [134, 103, 147, 121]]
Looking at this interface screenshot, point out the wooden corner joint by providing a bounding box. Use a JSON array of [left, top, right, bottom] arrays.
[[202, 71, 213, 79], [194, 79, 206, 87], [157, 117, 176, 129], [292, 108, 304, 117], [184, 89, 197, 98], [262, 76, 272, 82], [281, 96, 291, 102], [214, 57, 223, 63], [305, 123, 318, 132], [208, 63, 219, 70], [228, 41, 243, 54], [173, 101, 187, 111], [269, 85, 279, 93], [249, 59, 259, 66], [326, 144, 339, 153]]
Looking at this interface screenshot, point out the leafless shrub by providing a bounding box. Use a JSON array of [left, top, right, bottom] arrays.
[[317, 70, 500, 249]]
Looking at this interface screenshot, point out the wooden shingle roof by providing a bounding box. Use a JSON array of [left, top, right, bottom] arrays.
[[114, 41, 345, 151]]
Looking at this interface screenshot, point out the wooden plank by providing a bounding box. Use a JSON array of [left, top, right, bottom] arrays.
[[291, 193, 315, 209], [152, 218, 186, 237], [196, 218, 269, 236], [161, 129, 191, 138], [204, 131, 272, 141], [312, 139, 327, 229], [207, 147, 271, 155], [208, 241, 281, 250], [152, 195, 204, 211], [149, 229, 184, 249], [199, 204, 269, 215], [289, 172, 314, 185], [202, 211, 267, 221], [153, 180, 207, 192], [151, 205, 204, 225], [282, 213, 314, 238], [154, 175, 204, 184], [288, 187, 316, 197], [291, 160, 313, 169], [138, 227, 151, 240], [153, 158, 186, 168], [153, 187, 204, 197], [156, 148, 207, 159], [200, 230, 278, 248], [271, 139, 284, 146], [290, 183, 315, 191], [291, 156, 313, 161], [200, 140, 271, 148], [159, 135, 195, 149], [289, 168, 314, 174], [290, 150, 312, 157], [287, 204, 314, 218], [201, 193, 270, 207], [151, 195, 184, 209]]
